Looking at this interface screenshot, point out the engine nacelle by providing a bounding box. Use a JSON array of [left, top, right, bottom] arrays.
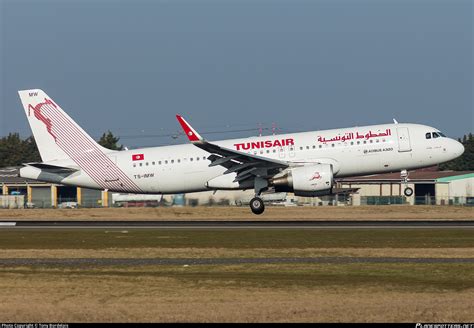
[[271, 164, 333, 197]]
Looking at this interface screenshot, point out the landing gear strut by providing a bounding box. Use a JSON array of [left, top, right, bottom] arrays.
[[401, 170, 413, 197]]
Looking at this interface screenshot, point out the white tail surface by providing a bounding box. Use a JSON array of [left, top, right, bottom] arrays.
[[18, 89, 110, 162], [18, 89, 142, 193]]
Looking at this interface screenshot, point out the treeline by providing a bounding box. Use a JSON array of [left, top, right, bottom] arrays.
[[0, 131, 473, 170], [0, 133, 41, 167], [0, 131, 123, 167]]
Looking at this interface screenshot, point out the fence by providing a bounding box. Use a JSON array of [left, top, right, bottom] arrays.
[[413, 196, 474, 206], [1, 194, 473, 209], [359, 196, 473, 206], [361, 196, 407, 205], [0, 195, 25, 209]]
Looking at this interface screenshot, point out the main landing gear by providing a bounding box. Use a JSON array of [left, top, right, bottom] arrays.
[[401, 169, 414, 197], [249, 177, 268, 215], [249, 197, 265, 215]]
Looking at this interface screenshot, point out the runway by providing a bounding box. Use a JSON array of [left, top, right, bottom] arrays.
[[1, 256, 474, 267], [0, 220, 473, 229], [1, 220, 472, 267]]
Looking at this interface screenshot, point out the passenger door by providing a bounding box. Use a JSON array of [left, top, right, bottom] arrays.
[[396, 127, 412, 152]]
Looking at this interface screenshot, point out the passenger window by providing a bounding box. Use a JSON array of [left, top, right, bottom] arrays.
[[152, 161, 155, 165], [300, 147, 303, 150], [306, 146, 309, 150], [139, 163, 142, 167], [331, 144, 335, 147], [146, 162, 149, 166], [165, 160, 168, 164], [196, 157, 199, 161], [190, 158, 193, 161], [426, 133, 431, 139], [178, 159, 181, 163], [159, 161, 161, 165], [133, 163, 136, 168]]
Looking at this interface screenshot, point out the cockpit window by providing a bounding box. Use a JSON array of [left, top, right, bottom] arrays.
[[425, 132, 431, 139], [432, 132, 440, 138], [438, 132, 446, 137]]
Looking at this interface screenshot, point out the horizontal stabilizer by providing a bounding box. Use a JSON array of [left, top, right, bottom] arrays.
[[25, 162, 78, 173]]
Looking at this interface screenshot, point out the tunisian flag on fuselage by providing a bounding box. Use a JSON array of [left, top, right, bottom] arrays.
[[132, 154, 144, 161]]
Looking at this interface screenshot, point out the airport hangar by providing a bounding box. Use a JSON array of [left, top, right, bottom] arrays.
[[0, 166, 473, 208]]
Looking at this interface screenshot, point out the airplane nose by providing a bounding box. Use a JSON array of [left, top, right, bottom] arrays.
[[453, 139, 465, 157]]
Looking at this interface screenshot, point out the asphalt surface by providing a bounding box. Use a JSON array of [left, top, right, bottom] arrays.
[[1, 257, 473, 266], [0, 220, 473, 229]]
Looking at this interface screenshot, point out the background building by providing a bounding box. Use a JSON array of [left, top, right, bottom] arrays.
[[338, 170, 474, 206], [0, 167, 107, 208]]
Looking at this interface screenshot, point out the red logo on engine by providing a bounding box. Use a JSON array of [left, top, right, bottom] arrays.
[[309, 172, 321, 181]]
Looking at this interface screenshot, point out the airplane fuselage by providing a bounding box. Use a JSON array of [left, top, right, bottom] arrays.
[[20, 122, 464, 194]]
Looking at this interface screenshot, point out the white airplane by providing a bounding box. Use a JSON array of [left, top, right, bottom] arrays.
[[18, 89, 464, 214]]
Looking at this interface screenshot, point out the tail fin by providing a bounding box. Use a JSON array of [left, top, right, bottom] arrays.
[[18, 89, 111, 162]]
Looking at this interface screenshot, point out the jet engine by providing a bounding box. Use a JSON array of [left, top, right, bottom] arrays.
[[271, 163, 333, 197]]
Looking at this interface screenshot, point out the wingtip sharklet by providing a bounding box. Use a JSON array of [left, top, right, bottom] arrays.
[[176, 114, 203, 143]]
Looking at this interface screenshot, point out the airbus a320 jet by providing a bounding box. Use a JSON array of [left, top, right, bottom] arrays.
[[18, 89, 464, 214]]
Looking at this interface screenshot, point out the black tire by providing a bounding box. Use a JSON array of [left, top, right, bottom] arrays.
[[249, 197, 265, 215], [404, 187, 414, 197]]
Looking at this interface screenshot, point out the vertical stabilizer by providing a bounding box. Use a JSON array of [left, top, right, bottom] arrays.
[[18, 89, 142, 193], [18, 89, 110, 162]]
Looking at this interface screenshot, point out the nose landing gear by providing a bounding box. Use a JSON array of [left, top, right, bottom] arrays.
[[404, 187, 414, 197], [401, 170, 414, 197]]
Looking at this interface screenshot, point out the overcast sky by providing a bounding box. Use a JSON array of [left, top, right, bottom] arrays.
[[1, 0, 472, 148]]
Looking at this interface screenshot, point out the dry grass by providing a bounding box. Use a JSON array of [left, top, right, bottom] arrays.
[[1, 247, 474, 259], [0, 223, 472, 322], [0, 266, 473, 322], [1, 205, 473, 220]]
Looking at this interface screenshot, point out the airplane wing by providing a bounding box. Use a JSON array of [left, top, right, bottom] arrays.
[[176, 115, 289, 184]]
